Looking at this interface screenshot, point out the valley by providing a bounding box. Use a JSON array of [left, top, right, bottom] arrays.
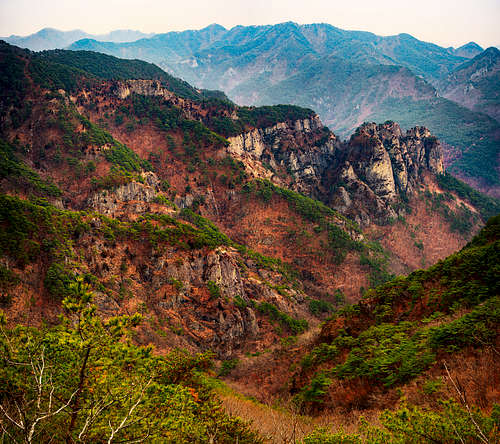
[[0, 37, 498, 443]]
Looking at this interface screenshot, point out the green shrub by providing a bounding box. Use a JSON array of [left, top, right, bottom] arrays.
[[436, 172, 500, 220], [303, 400, 500, 443], [309, 299, 335, 315], [0, 138, 61, 196], [218, 358, 239, 376], [296, 372, 332, 406], [44, 263, 75, 299], [233, 295, 248, 309], [256, 301, 308, 334], [0, 264, 19, 291], [207, 280, 221, 299]]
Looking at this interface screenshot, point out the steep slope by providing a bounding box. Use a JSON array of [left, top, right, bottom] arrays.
[[0, 42, 369, 356], [223, 215, 500, 441], [0, 41, 496, 356], [367, 96, 500, 196], [302, 214, 499, 411], [438, 47, 500, 122]]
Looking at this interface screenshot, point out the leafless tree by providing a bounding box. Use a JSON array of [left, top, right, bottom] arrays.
[[443, 361, 490, 444]]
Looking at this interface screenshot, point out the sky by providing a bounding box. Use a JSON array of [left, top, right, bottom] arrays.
[[1, 0, 499, 48]]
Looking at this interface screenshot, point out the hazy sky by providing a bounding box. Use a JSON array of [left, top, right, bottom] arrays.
[[1, 0, 499, 48]]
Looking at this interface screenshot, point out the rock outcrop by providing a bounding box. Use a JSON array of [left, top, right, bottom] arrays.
[[82, 235, 305, 356], [114, 80, 176, 101], [87, 171, 160, 214], [227, 115, 338, 197], [227, 118, 445, 226], [326, 122, 444, 225]]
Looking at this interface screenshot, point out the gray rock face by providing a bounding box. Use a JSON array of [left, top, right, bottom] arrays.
[[115, 80, 175, 101], [150, 246, 288, 356], [227, 117, 444, 226], [87, 171, 160, 214], [227, 115, 338, 197], [327, 122, 444, 225]]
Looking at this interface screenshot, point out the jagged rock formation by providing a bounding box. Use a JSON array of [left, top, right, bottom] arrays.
[[227, 115, 338, 197], [227, 117, 444, 226], [326, 122, 444, 225]]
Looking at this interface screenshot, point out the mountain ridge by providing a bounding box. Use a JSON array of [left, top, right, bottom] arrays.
[[438, 46, 500, 122], [65, 23, 500, 194], [0, 40, 499, 442], [2, 27, 155, 51]]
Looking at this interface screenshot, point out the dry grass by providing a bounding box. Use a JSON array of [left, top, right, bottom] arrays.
[[217, 340, 500, 442], [217, 383, 381, 443]]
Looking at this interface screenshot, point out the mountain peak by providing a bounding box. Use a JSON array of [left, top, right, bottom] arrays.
[[483, 46, 500, 56], [453, 41, 484, 58], [458, 41, 483, 51], [202, 23, 226, 32]]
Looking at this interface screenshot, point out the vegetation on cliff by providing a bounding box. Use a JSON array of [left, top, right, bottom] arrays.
[[295, 214, 499, 413]]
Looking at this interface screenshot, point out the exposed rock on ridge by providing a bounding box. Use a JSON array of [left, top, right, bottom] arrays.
[[87, 171, 160, 214], [226, 117, 444, 226], [227, 114, 338, 197], [327, 122, 444, 225], [115, 80, 176, 101]]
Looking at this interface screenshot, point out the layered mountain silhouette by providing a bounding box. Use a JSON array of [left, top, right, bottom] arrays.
[[64, 23, 500, 194], [4, 24, 499, 192], [2, 27, 154, 51]]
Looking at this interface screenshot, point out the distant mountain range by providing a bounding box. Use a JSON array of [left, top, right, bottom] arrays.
[[2, 23, 499, 193], [439, 47, 500, 122], [65, 22, 500, 193], [1, 27, 154, 51], [67, 22, 476, 82]]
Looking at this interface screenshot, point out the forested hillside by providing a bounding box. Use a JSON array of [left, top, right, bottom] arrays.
[[0, 40, 498, 442]]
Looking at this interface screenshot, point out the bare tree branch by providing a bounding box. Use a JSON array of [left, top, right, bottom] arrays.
[[0, 403, 24, 430], [106, 380, 151, 444], [443, 361, 490, 444], [26, 388, 79, 443]]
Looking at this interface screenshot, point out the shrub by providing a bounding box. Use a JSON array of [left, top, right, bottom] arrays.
[[44, 263, 75, 299], [207, 280, 221, 299], [309, 299, 335, 315], [218, 358, 239, 376], [256, 301, 308, 334]]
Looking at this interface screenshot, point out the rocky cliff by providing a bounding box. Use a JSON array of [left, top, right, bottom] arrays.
[[87, 171, 161, 214], [228, 117, 445, 226], [115, 79, 177, 101], [326, 122, 444, 225], [227, 115, 337, 197]]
